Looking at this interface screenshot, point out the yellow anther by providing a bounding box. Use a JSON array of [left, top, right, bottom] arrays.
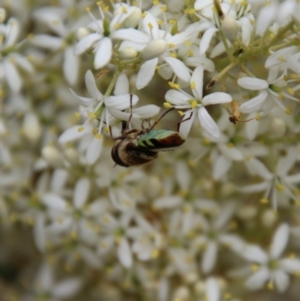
[[251, 264, 259, 272], [289, 253, 296, 259], [88, 112, 97, 119], [85, 6, 90, 12], [169, 19, 176, 24], [168, 82, 180, 89], [157, 20, 164, 26], [185, 40, 191, 47], [71, 231, 77, 240], [260, 198, 269, 204], [142, 12, 147, 18], [114, 23, 121, 29], [153, 0, 159, 5], [255, 113, 260, 121], [202, 137, 210, 145], [77, 126, 85, 132], [163, 102, 172, 109], [191, 100, 197, 108], [178, 111, 184, 117], [169, 52, 176, 58], [95, 133, 102, 139], [276, 183, 284, 191], [267, 281, 274, 290], [151, 249, 159, 259], [121, 7, 127, 13], [278, 56, 286, 62], [269, 33, 276, 39], [224, 293, 232, 300], [190, 81, 196, 89], [160, 6, 167, 12], [148, 22, 153, 29], [187, 50, 194, 57], [285, 107, 291, 115], [168, 43, 175, 48], [227, 142, 234, 148]]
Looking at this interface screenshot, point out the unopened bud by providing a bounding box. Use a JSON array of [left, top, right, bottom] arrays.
[[22, 112, 42, 142], [63, 147, 79, 165], [119, 46, 138, 59], [221, 15, 238, 41], [124, 7, 142, 28], [42, 145, 63, 167], [237, 205, 257, 221], [143, 176, 162, 199], [269, 117, 286, 137], [261, 209, 278, 228], [173, 286, 190, 301], [76, 27, 90, 41], [141, 39, 167, 61]]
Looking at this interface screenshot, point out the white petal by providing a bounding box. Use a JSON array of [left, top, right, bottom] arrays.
[[86, 136, 103, 165], [191, 65, 203, 99], [246, 158, 273, 180], [179, 109, 196, 138], [194, 0, 213, 11], [274, 270, 289, 292], [36, 263, 53, 291], [52, 279, 82, 298], [199, 27, 218, 55], [74, 33, 102, 55], [94, 37, 112, 69], [285, 173, 300, 184], [242, 245, 268, 264], [245, 114, 259, 140], [213, 155, 232, 180], [245, 268, 270, 290], [13, 54, 34, 73], [202, 241, 218, 273], [34, 214, 46, 252], [112, 28, 150, 44], [136, 58, 158, 90], [238, 182, 270, 193], [218, 143, 244, 161], [165, 89, 190, 105], [202, 92, 232, 105], [132, 105, 160, 119], [198, 107, 220, 138], [30, 34, 63, 50], [114, 73, 129, 95], [239, 90, 268, 113], [206, 278, 220, 301], [270, 224, 289, 259], [238, 77, 268, 90], [5, 18, 19, 47], [118, 238, 132, 268], [255, 3, 277, 36], [3, 60, 22, 92], [73, 178, 90, 208], [105, 94, 138, 110], [63, 46, 79, 86], [163, 57, 191, 83], [69, 89, 95, 106], [154, 196, 182, 209], [42, 193, 67, 212], [85, 70, 103, 100], [58, 125, 89, 144], [276, 147, 297, 176], [51, 169, 68, 192], [280, 258, 300, 273]]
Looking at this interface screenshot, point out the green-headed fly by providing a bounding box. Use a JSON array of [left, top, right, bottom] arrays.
[[110, 95, 191, 167]]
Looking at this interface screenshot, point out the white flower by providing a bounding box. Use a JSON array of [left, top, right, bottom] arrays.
[[165, 65, 232, 138], [0, 17, 33, 92], [30, 263, 82, 300], [237, 72, 298, 115], [243, 224, 300, 292], [74, 3, 138, 69], [58, 70, 139, 164], [112, 12, 191, 89], [240, 146, 300, 209]]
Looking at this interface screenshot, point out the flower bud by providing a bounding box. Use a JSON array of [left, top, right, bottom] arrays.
[[76, 27, 89, 41], [143, 176, 162, 199], [141, 39, 167, 61], [261, 209, 278, 228], [221, 15, 238, 41], [42, 145, 63, 167], [124, 7, 142, 28], [119, 47, 138, 59], [63, 147, 79, 165], [173, 286, 190, 301], [22, 112, 42, 142], [269, 117, 286, 137], [237, 205, 257, 221]]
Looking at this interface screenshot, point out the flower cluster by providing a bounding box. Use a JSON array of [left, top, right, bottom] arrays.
[[1, 1, 300, 301]]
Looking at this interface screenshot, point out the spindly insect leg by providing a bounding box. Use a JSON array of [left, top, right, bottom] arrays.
[[177, 111, 193, 132], [148, 107, 174, 131]]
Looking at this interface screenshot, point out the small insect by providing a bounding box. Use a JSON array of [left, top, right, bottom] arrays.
[[110, 96, 189, 167], [225, 100, 255, 126]]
